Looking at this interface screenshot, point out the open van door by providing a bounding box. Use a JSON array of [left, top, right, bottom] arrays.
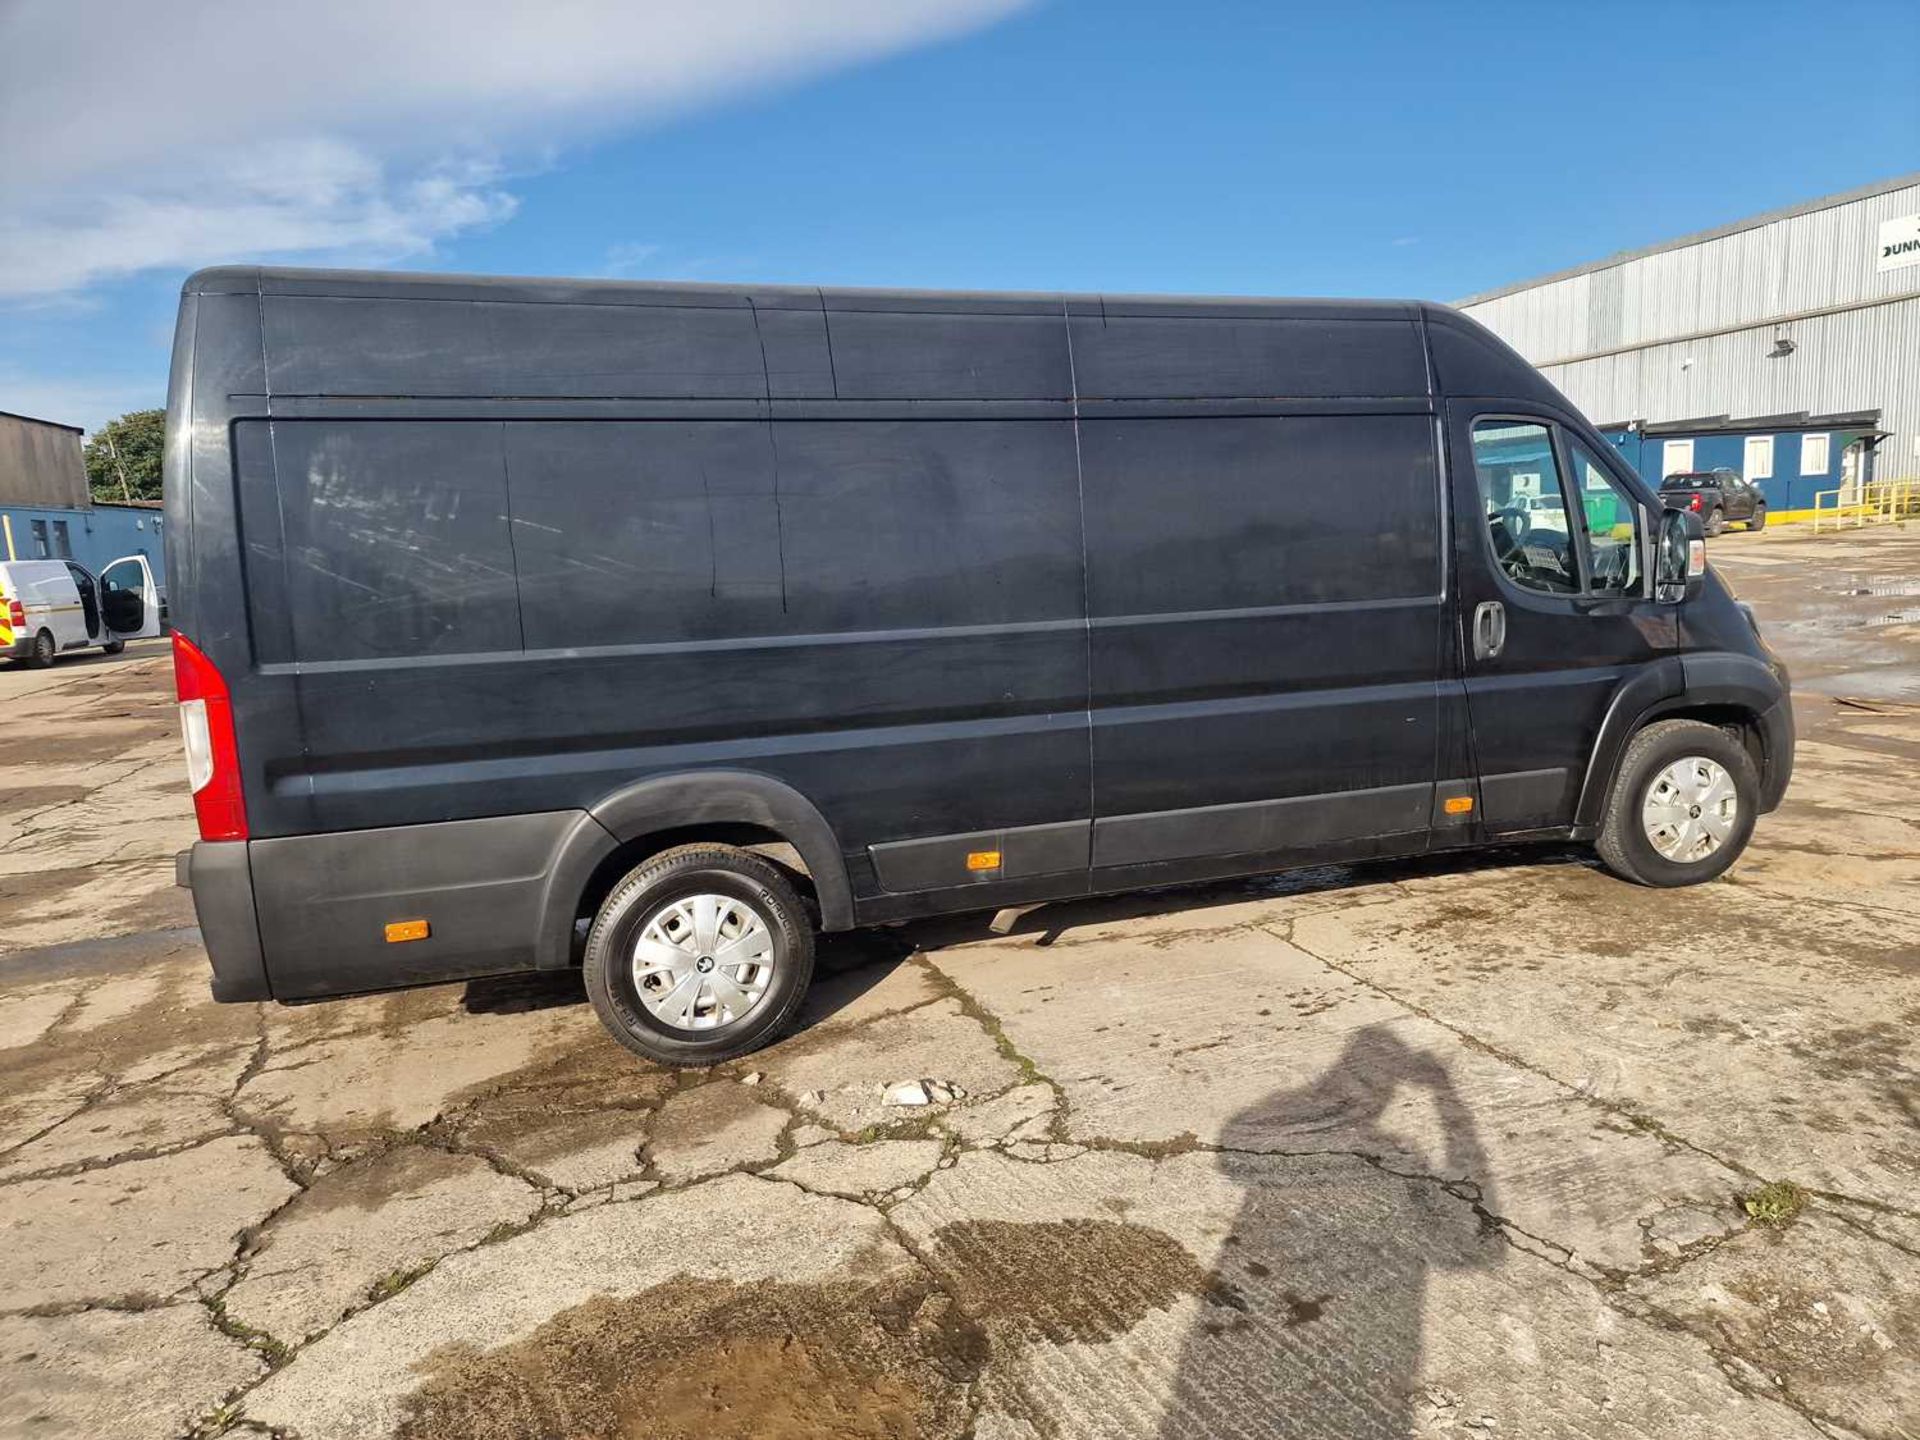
[[99, 555, 164, 640]]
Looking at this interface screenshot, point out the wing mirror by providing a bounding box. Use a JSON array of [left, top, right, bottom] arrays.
[[1656, 507, 1706, 604]]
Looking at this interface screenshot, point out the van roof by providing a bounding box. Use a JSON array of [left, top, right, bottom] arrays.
[[182, 264, 1444, 325]]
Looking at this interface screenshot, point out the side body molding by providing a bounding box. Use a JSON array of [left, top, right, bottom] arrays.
[[586, 769, 855, 933]]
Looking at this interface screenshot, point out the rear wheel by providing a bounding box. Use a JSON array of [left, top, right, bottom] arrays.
[[1705, 506, 1726, 537], [1596, 719, 1758, 886], [1748, 505, 1767, 531], [583, 843, 814, 1066], [26, 629, 56, 668]]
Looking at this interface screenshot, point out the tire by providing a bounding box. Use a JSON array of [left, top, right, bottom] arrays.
[[1595, 719, 1758, 887], [102, 638, 125, 655], [1748, 505, 1766, 531], [1704, 506, 1725, 537], [583, 843, 815, 1066], [26, 629, 56, 668]]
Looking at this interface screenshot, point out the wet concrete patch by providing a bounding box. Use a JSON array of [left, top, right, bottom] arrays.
[[391, 1215, 1234, 1440], [396, 1273, 983, 1440], [929, 1218, 1237, 1345]]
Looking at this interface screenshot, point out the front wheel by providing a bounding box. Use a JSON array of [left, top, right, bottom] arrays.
[[1705, 506, 1726, 537], [102, 638, 125, 655], [583, 843, 814, 1066], [1748, 505, 1767, 531], [1596, 719, 1758, 886]]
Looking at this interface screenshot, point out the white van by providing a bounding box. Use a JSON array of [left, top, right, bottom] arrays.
[[0, 555, 165, 667]]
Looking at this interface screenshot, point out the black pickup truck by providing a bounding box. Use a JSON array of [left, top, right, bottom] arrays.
[[1659, 469, 1766, 536]]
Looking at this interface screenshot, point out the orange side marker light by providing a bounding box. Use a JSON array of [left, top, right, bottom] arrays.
[[385, 919, 431, 943], [966, 850, 1003, 872], [1443, 796, 1474, 816]]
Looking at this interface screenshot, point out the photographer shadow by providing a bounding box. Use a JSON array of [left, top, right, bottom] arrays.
[[1160, 1023, 1502, 1439]]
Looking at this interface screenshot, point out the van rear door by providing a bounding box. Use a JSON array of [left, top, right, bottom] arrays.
[[99, 555, 164, 640]]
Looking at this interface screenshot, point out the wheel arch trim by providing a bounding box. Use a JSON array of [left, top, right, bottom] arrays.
[[1573, 656, 1686, 827], [1577, 652, 1790, 826], [535, 770, 854, 969]]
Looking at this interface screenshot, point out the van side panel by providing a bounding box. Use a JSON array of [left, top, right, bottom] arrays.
[[262, 420, 523, 663], [1069, 306, 1429, 400], [227, 285, 1094, 948], [1082, 406, 1444, 867], [261, 293, 769, 400]]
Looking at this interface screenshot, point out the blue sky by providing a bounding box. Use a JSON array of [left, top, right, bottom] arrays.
[[3, 0, 1917, 432]]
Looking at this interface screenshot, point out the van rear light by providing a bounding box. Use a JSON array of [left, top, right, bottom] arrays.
[[172, 632, 248, 842], [6, 599, 22, 630]]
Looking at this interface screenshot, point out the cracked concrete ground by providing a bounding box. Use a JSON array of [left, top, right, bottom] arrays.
[[1, 530, 1916, 1440]]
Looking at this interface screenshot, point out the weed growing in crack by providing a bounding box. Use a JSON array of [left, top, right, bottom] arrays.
[[186, 1398, 243, 1437], [366, 1260, 437, 1304], [203, 1295, 292, 1367], [1742, 1180, 1810, 1228]]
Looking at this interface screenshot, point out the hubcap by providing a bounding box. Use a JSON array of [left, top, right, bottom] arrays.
[[631, 893, 775, 1031], [1641, 756, 1738, 863]]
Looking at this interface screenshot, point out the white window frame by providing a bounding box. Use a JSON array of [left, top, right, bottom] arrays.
[[1800, 432, 1830, 476], [1743, 435, 1774, 480], [1663, 439, 1694, 477]]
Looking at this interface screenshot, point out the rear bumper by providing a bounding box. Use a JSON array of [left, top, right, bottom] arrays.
[[177, 842, 272, 1001], [180, 810, 615, 1005]]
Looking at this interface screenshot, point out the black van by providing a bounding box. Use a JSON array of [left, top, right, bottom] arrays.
[[166, 267, 1792, 1063]]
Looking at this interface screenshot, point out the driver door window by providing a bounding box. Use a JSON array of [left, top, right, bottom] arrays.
[[1566, 439, 1643, 595], [1470, 421, 1578, 594]]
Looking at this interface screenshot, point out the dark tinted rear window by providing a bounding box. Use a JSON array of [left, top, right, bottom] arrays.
[[1659, 473, 1722, 490]]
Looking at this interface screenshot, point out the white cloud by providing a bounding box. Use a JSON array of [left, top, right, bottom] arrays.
[[0, 0, 1032, 298]]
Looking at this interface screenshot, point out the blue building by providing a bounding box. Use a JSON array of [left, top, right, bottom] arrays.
[[1599, 411, 1883, 516], [0, 409, 167, 580]]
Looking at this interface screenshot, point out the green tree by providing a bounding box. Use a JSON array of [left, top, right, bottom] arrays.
[[84, 408, 165, 503]]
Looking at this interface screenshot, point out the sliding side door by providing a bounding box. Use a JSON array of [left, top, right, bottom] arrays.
[[1082, 408, 1448, 882]]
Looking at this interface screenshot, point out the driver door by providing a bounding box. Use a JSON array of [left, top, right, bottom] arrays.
[[98, 555, 165, 640], [1447, 405, 1675, 833]]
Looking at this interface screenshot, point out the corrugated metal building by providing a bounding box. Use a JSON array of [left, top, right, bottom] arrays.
[[0, 409, 167, 579], [1459, 173, 1920, 520]]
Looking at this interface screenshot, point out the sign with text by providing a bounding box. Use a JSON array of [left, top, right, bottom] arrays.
[[1879, 213, 1920, 273]]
